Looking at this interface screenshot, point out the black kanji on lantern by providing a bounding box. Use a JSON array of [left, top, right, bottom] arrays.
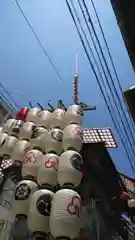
[[51, 129, 63, 142], [36, 194, 52, 216], [70, 153, 83, 172], [15, 183, 31, 200], [31, 126, 38, 139]]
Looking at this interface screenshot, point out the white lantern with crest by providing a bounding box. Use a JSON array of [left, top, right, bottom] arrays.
[[8, 120, 23, 138], [37, 153, 59, 190], [36, 110, 52, 129], [0, 135, 18, 157], [62, 124, 83, 152], [66, 104, 83, 126], [50, 189, 81, 239], [51, 109, 66, 129], [12, 180, 38, 217], [25, 107, 40, 123], [58, 150, 83, 189], [0, 133, 8, 150], [2, 118, 16, 134], [12, 140, 30, 164], [28, 189, 54, 237], [22, 149, 43, 181], [30, 127, 48, 152], [0, 126, 3, 133], [41, 128, 63, 155], [19, 121, 36, 141]]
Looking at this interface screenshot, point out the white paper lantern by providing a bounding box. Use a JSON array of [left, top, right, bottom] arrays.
[[0, 133, 8, 149], [19, 121, 36, 141], [37, 153, 59, 189], [26, 107, 40, 123], [28, 189, 54, 235], [62, 124, 83, 152], [36, 110, 52, 129], [128, 199, 135, 208], [66, 105, 83, 126], [41, 128, 63, 155], [0, 127, 3, 133], [51, 109, 66, 129], [58, 150, 83, 188], [50, 189, 81, 239], [30, 127, 48, 152], [2, 118, 16, 134], [8, 120, 23, 137], [22, 149, 43, 181], [0, 135, 18, 157], [12, 180, 38, 216], [12, 140, 30, 164]]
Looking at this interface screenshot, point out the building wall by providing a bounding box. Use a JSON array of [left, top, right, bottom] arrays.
[[128, 234, 135, 240], [0, 97, 15, 124], [81, 199, 120, 239]]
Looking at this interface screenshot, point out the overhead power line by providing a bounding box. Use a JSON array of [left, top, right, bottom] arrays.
[[69, 0, 132, 159], [14, 0, 71, 95], [65, 0, 135, 172], [0, 81, 20, 110], [80, 0, 135, 169], [79, 0, 135, 156], [81, 0, 135, 146], [90, 0, 135, 137], [77, 0, 135, 162]]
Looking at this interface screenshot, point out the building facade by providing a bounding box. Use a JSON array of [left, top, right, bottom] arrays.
[[0, 97, 15, 124], [0, 90, 17, 124]]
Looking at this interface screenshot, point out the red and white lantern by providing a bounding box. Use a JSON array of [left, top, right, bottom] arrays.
[[50, 189, 81, 239], [62, 124, 83, 152], [22, 149, 43, 181], [37, 153, 59, 189]]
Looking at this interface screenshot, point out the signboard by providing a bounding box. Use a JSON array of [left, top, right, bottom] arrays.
[[0, 178, 16, 212], [0, 178, 16, 239]]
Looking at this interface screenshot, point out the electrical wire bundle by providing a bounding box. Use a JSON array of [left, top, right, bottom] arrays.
[[13, 0, 135, 173], [0, 81, 19, 113], [65, 0, 135, 173]]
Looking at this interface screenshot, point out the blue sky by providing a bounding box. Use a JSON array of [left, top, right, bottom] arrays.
[[1, 0, 135, 176]]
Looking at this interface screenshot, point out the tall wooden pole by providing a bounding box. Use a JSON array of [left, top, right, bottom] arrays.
[[74, 55, 79, 104]]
